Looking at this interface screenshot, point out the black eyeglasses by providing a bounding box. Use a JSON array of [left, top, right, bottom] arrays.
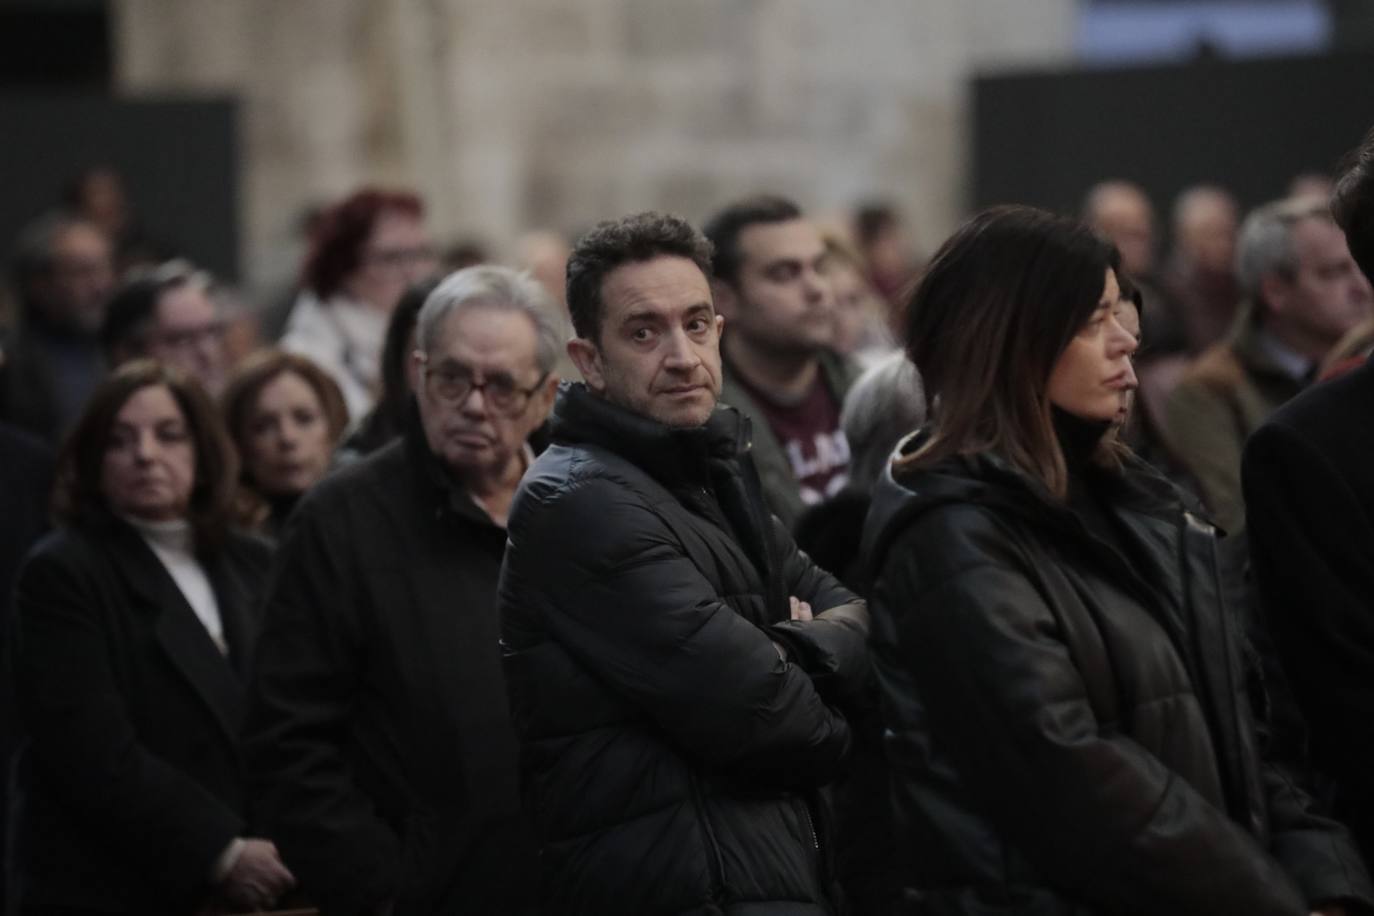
[[422, 359, 548, 415]]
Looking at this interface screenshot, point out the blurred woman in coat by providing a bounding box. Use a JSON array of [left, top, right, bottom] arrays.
[[11, 360, 295, 914], [864, 205, 1372, 916]]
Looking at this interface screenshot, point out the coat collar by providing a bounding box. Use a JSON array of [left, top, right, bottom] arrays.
[[1231, 308, 1314, 384], [549, 382, 750, 488], [99, 515, 251, 748]]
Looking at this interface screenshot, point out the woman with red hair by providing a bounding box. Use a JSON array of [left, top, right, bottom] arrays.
[[280, 187, 438, 422]]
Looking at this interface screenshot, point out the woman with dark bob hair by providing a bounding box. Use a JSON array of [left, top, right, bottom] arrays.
[[11, 360, 295, 913], [863, 206, 1372, 915], [220, 349, 348, 536]]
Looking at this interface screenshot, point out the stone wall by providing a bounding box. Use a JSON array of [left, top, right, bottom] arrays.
[[113, 0, 1075, 291]]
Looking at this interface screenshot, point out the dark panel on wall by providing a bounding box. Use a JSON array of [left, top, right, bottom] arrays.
[[971, 51, 1374, 229], [0, 93, 240, 282], [0, 3, 110, 88]]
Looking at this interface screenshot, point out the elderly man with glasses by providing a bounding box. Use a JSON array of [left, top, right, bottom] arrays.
[[244, 266, 555, 916]]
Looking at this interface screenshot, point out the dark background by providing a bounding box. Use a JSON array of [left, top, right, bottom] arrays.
[[0, 93, 241, 280], [972, 49, 1374, 231], [0, 0, 240, 282]]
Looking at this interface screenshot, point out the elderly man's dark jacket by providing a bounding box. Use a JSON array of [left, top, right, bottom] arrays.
[[244, 409, 536, 916], [11, 516, 268, 912], [499, 384, 870, 916], [863, 437, 1373, 916], [1244, 355, 1374, 863]]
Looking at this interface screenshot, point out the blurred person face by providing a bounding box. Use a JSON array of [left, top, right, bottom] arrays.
[[78, 169, 129, 238], [147, 284, 229, 394], [715, 219, 836, 357], [1177, 192, 1238, 276], [101, 384, 196, 522], [1089, 187, 1155, 278], [829, 260, 883, 355], [1112, 295, 1143, 428], [343, 210, 437, 314], [1289, 174, 1334, 200], [569, 255, 723, 429], [242, 371, 334, 498], [415, 305, 555, 481], [1264, 217, 1374, 351], [1047, 269, 1139, 424], [865, 222, 912, 279], [35, 223, 115, 333], [518, 231, 572, 308]]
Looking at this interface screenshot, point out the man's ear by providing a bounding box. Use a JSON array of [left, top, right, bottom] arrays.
[[1259, 271, 1293, 318], [528, 371, 560, 427], [405, 348, 424, 394], [566, 337, 604, 392], [711, 279, 740, 319]]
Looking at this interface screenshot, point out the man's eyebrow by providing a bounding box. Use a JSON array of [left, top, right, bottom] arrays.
[[622, 309, 666, 325]]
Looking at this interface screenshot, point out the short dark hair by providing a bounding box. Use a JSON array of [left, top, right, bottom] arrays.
[[53, 360, 238, 553], [566, 211, 713, 342], [701, 195, 802, 285], [100, 259, 210, 363], [1332, 125, 1374, 283], [898, 205, 1120, 500], [302, 187, 425, 300]]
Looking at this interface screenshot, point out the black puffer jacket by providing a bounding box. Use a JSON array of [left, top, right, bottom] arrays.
[[863, 436, 1373, 916], [499, 384, 870, 916]]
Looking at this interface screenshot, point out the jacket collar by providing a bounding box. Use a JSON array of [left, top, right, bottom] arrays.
[[97, 514, 250, 749], [550, 382, 751, 487], [862, 430, 1206, 596], [1231, 308, 1314, 384]]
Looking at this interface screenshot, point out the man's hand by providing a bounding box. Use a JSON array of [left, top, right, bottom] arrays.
[[1310, 907, 1347, 916], [219, 838, 296, 910], [789, 596, 813, 621]]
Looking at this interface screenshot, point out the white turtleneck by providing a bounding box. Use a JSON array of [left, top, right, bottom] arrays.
[[123, 515, 244, 880], [125, 515, 227, 655]]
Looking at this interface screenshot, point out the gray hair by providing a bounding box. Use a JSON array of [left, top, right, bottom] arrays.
[[416, 264, 565, 375], [1235, 195, 1333, 302], [840, 351, 926, 494]]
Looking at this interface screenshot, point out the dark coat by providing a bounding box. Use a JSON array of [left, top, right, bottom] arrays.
[[243, 410, 536, 916], [0, 320, 105, 445], [499, 384, 870, 916], [1243, 355, 1374, 860], [863, 438, 1373, 916], [0, 424, 53, 908], [10, 517, 269, 913]]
